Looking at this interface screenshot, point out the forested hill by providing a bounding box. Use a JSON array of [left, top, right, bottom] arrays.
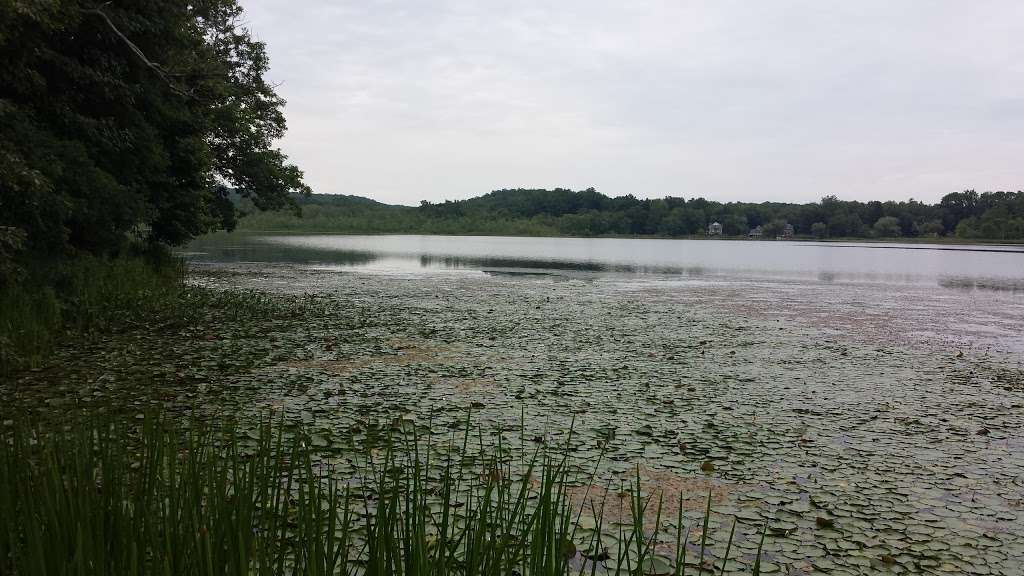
[[237, 188, 1024, 241]]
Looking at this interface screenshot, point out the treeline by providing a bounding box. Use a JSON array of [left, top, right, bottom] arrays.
[[1, 0, 307, 261], [238, 188, 1024, 241], [1, 1, 304, 372]]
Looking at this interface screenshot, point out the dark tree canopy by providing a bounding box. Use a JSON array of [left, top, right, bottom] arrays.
[[0, 0, 309, 255], [240, 188, 1024, 241]]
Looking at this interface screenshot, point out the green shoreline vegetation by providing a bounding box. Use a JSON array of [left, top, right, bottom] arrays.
[[0, 254, 768, 574], [0, 411, 767, 575], [0, 247, 185, 375], [1, 0, 309, 376], [220, 227, 1024, 247], [235, 189, 1024, 243]]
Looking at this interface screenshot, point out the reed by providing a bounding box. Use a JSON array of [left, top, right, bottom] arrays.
[[0, 413, 767, 575]]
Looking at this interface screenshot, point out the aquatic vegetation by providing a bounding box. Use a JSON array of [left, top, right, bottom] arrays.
[[0, 413, 767, 575], [5, 264, 1023, 574], [0, 252, 340, 376], [0, 255, 185, 375]]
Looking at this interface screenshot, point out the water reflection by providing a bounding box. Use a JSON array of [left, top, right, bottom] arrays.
[[183, 241, 381, 267], [419, 254, 609, 272], [938, 276, 1024, 293], [183, 234, 1024, 294], [416, 254, 710, 276]]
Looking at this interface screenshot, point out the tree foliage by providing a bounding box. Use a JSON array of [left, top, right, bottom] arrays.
[[241, 188, 1024, 241], [0, 0, 308, 256], [873, 216, 901, 237]]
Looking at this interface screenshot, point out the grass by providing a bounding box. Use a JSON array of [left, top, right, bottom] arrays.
[[0, 248, 335, 376], [0, 282, 61, 374], [0, 253, 186, 375], [0, 412, 769, 575]]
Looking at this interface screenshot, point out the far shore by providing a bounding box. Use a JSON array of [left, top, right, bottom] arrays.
[[218, 227, 1024, 247]]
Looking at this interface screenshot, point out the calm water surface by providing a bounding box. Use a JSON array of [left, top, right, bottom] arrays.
[[186, 234, 1024, 289], [166, 234, 1024, 572]]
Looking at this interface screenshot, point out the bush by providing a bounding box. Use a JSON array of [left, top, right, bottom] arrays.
[[919, 220, 945, 236], [872, 216, 901, 238]]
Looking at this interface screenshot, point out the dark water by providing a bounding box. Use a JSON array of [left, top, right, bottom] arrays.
[[185, 233, 1024, 291]]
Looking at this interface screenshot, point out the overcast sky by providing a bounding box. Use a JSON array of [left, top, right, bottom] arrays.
[[242, 0, 1023, 205]]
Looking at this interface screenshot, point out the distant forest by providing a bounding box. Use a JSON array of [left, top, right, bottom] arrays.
[[237, 188, 1024, 241]]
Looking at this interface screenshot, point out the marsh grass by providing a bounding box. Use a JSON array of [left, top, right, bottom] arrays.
[[0, 251, 335, 375], [0, 254, 185, 374], [0, 414, 768, 575], [0, 284, 61, 373]]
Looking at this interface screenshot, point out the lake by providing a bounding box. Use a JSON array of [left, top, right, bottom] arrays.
[[172, 234, 1021, 572], [187, 233, 1024, 356], [186, 233, 1024, 289]]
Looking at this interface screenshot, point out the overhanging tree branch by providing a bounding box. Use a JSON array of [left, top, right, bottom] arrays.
[[81, 4, 194, 98]]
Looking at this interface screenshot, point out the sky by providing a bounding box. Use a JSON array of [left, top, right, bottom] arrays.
[[242, 0, 1024, 206]]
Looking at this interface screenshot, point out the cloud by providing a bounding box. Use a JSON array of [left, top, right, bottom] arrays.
[[242, 0, 1024, 204]]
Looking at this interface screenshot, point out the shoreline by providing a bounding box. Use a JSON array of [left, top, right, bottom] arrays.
[[221, 228, 1024, 248]]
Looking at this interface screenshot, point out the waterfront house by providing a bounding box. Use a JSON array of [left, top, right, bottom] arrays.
[[707, 222, 723, 236], [748, 225, 763, 238]]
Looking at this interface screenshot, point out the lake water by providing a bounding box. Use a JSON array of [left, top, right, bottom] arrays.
[[185, 233, 1024, 356], [10, 232, 1019, 573], [186, 234, 1024, 290], [177, 233, 1024, 573]]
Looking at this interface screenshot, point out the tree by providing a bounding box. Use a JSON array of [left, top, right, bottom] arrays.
[[722, 214, 749, 236], [940, 190, 979, 231], [762, 219, 788, 238], [658, 207, 704, 236], [828, 213, 864, 237], [919, 220, 945, 236], [873, 216, 901, 237], [955, 218, 979, 238], [865, 201, 884, 227], [0, 0, 309, 255], [235, 187, 1024, 240]]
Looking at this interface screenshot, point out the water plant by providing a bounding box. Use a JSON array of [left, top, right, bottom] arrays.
[[0, 412, 767, 575], [0, 254, 186, 375]]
